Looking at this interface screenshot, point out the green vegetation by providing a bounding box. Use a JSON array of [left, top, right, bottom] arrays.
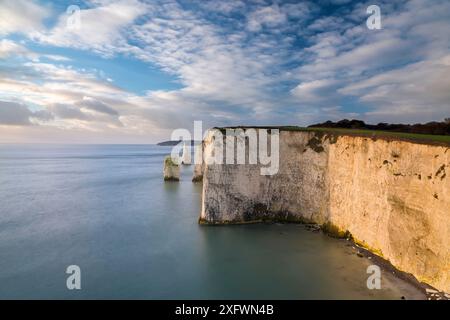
[[213, 125, 450, 144], [199, 212, 315, 225], [353, 238, 385, 258], [262, 126, 450, 145], [164, 155, 179, 166], [306, 135, 325, 153], [321, 221, 352, 239]]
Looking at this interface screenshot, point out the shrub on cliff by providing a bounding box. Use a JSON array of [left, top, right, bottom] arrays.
[[309, 119, 450, 136]]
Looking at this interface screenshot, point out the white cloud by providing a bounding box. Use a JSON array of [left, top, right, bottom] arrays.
[[0, 61, 130, 129], [0, 40, 34, 59], [291, 79, 339, 102], [33, 0, 147, 56], [0, 39, 71, 62], [247, 4, 287, 32], [0, 0, 50, 36], [197, 0, 246, 13], [290, 0, 450, 123], [3, 1, 310, 134], [339, 55, 450, 122]]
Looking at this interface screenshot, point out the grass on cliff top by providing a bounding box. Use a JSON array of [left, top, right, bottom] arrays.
[[215, 126, 450, 145], [300, 127, 450, 145]]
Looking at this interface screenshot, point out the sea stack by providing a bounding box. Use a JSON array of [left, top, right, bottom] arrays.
[[163, 156, 180, 181], [180, 141, 191, 165], [192, 143, 203, 182]]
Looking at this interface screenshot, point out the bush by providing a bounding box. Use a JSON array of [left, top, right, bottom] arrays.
[[309, 119, 450, 135]]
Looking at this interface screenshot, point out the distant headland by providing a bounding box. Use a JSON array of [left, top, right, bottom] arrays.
[[156, 140, 197, 146]]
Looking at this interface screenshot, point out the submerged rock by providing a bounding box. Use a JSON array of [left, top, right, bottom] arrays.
[[304, 224, 321, 232]]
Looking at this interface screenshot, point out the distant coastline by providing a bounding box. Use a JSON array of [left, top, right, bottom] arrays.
[[156, 140, 197, 146]]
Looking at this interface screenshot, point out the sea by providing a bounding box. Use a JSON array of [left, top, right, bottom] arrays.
[[0, 144, 424, 299]]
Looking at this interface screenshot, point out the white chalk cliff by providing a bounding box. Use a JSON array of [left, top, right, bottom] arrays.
[[197, 128, 450, 293]]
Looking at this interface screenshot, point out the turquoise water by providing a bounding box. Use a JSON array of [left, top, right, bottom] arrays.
[[0, 145, 423, 299]]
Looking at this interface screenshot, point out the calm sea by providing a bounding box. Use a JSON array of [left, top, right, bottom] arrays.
[[0, 144, 423, 299]]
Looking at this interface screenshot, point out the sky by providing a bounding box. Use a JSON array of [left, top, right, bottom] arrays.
[[0, 0, 449, 143]]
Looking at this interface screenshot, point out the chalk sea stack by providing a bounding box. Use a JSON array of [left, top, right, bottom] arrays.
[[163, 156, 180, 181], [180, 142, 192, 165], [192, 144, 203, 182]]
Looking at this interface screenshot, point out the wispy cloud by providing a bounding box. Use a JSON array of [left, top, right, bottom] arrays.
[[0, 0, 50, 36], [33, 0, 147, 56]]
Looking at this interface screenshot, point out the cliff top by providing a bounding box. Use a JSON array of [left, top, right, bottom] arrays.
[[213, 126, 450, 147]]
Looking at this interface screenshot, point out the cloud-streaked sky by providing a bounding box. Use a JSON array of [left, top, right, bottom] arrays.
[[0, 0, 449, 143]]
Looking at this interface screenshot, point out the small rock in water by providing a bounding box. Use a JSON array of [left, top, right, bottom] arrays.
[[357, 252, 364, 258], [305, 224, 321, 232], [163, 156, 180, 181]]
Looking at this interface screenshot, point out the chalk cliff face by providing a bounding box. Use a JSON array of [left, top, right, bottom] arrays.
[[199, 129, 450, 293]]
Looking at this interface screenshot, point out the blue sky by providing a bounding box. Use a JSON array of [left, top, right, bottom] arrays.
[[0, 0, 449, 143]]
